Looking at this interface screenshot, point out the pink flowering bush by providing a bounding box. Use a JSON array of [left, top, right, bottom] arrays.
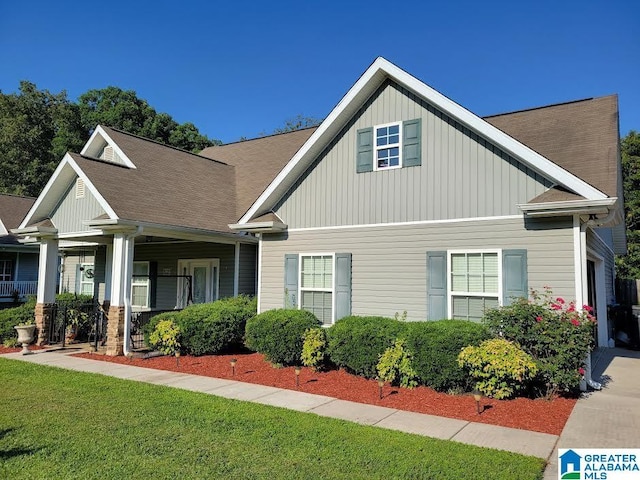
[[483, 287, 596, 398]]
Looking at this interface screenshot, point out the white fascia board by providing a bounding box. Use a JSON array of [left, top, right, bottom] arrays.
[[80, 125, 137, 169], [239, 57, 607, 224], [0, 219, 7, 235], [18, 153, 118, 229], [228, 221, 287, 232], [518, 198, 617, 214]]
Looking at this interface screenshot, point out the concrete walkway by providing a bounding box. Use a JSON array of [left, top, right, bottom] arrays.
[[4, 347, 639, 468], [543, 347, 640, 479]]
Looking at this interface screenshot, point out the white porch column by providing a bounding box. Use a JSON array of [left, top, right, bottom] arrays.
[[105, 233, 135, 356], [233, 241, 240, 297], [35, 237, 59, 345]]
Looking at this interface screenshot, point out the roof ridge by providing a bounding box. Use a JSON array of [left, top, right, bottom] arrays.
[[483, 96, 616, 119], [213, 125, 320, 148], [101, 125, 230, 166]]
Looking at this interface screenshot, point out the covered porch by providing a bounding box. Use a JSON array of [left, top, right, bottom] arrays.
[[20, 221, 257, 355]]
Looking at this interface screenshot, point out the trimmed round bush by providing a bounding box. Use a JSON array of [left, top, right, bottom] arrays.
[[0, 297, 36, 343], [143, 311, 181, 348], [404, 320, 491, 392], [143, 295, 257, 355], [326, 316, 407, 378], [245, 309, 320, 366]]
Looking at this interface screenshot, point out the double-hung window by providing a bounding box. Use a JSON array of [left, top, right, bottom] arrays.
[[375, 122, 401, 170], [449, 251, 500, 322], [300, 254, 333, 325], [131, 261, 150, 308]]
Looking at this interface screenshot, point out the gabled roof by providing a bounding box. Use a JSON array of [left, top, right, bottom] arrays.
[[21, 127, 239, 234], [200, 127, 317, 219], [0, 194, 35, 244], [485, 95, 620, 201], [238, 57, 612, 224]]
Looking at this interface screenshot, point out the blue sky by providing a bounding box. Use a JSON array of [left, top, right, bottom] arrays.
[[1, 0, 638, 144]]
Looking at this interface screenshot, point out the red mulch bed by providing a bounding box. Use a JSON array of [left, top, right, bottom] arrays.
[[0, 345, 44, 354], [73, 351, 575, 435]]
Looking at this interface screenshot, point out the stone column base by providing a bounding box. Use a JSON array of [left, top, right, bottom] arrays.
[[34, 303, 55, 346], [105, 306, 125, 356]]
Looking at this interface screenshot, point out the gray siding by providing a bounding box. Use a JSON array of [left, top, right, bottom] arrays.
[[51, 178, 106, 234], [587, 229, 616, 305], [61, 253, 96, 294], [260, 217, 575, 321], [275, 81, 553, 228], [239, 243, 257, 295]]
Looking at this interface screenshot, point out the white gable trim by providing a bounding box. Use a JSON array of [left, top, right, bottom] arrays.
[[0, 219, 7, 235], [80, 125, 137, 169], [19, 153, 118, 229], [239, 57, 607, 224]]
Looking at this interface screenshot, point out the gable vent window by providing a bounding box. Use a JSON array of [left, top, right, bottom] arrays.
[[356, 118, 422, 173], [100, 145, 114, 162], [75, 177, 85, 199]]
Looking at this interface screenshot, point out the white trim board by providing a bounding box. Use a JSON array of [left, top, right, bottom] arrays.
[[287, 215, 523, 233], [239, 57, 607, 225]]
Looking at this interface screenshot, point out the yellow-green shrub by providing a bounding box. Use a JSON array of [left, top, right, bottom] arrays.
[[301, 327, 328, 371], [149, 319, 181, 356], [458, 338, 538, 399], [376, 339, 418, 388]]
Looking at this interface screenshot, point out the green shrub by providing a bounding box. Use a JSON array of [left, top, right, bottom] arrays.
[[143, 311, 180, 348], [404, 320, 491, 392], [483, 288, 596, 397], [0, 298, 37, 343], [326, 316, 407, 378], [301, 327, 328, 371], [149, 319, 181, 356], [458, 338, 538, 399], [245, 309, 320, 366], [143, 296, 257, 356], [377, 338, 418, 388]]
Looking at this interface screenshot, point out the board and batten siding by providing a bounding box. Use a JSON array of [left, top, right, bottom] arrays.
[[274, 80, 553, 229], [50, 178, 106, 234], [260, 217, 575, 320], [587, 229, 616, 305]]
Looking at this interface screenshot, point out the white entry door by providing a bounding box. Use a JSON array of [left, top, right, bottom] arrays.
[[177, 258, 220, 308]]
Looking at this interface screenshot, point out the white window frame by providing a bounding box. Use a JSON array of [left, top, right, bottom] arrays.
[[447, 249, 503, 321], [0, 260, 12, 281], [298, 252, 336, 325], [373, 121, 402, 171], [131, 261, 150, 309]]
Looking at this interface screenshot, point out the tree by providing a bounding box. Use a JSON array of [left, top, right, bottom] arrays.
[[0, 81, 85, 196], [77, 87, 219, 151], [272, 114, 322, 134], [615, 131, 640, 279]]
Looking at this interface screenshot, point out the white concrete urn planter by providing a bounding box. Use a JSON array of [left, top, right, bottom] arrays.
[[14, 324, 36, 355]]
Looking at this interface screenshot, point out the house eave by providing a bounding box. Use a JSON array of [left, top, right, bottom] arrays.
[[229, 221, 288, 233], [10, 226, 58, 238], [518, 198, 618, 218]]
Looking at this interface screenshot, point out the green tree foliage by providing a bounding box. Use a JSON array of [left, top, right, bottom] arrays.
[[272, 114, 322, 134], [617, 131, 640, 279], [0, 81, 85, 196], [0, 82, 220, 197]]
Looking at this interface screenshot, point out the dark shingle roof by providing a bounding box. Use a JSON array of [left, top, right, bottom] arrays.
[[73, 127, 237, 232], [200, 127, 317, 218], [0, 194, 35, 244], [484, 95, 619, 201]]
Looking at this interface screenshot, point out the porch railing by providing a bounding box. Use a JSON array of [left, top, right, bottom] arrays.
[[0, 281, 38, 298], [130, 309, 181, 350]]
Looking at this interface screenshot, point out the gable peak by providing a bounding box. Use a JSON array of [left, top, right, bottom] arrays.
[[80, 125, 137, 169]]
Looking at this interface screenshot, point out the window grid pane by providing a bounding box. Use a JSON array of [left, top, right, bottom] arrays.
[[300, 255, 333, 324], [450, 252, 498, 295]]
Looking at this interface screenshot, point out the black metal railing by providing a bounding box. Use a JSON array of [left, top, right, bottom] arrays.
[[48, 302, 102, 347], [130, 309, 179, 350]]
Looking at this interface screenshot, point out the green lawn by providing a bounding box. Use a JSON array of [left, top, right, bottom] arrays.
[[0, 358, 544, 479]]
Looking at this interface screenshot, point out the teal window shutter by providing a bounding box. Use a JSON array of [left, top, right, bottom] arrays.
[[427, 251, 447, 320], [335, 253, 352, 321], [75, 264, 81, 293], [356, 127, 373, 173], [284, 254, 299, 308], [403, 118, 422, 167], [502, 249, 528, 305], [149, 261, 158, 309]]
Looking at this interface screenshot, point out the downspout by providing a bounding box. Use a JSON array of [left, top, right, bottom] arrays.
[[579, 208, 616, 390], [123, 226, 143, 356]]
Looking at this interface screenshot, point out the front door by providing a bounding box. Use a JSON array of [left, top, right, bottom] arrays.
[[177, 259, 219, 307]]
